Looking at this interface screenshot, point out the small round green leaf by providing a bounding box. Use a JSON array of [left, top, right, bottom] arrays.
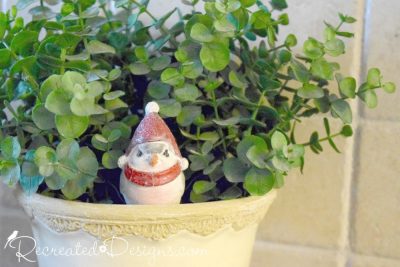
[[229, 71, 247, 88], [340, 125, 353, 137], [182, 60, 203, 79], [297, 84, 324, 99], [92, 134, 108, 151], [324, 38, 345, 57], [193, 180, 216, 194], [45, 172, 68, 190], [32, 104, 55, 130], [359, 90, 378, 108], [177, 105, 202, 126], [103, 90, 125, 100], [129, 62, 150, 75], [45, 88, 72, 115], [0, 160, 20, 186], [200, 42, 230, 72], [161, 68, 184, 86], [56, 139, 80, 163], [0, 49, 12, 68], [215, 0, 241, 13], [223, 157, 248, 183], [367, 68, 381, 87], [20, 161, 44, 195], [190, 23, 214, 43], [77, 147, 99, 175], [40, 74, 62, 101], [271, 131, 287, 151], [285, 34, 297, 47], [303, 38, 324, 59], [134, 46, 148, 61], [34, 146, 57, 177], [290, 60, 310, 83], [339, 77, 356, 98], [244, 167, 275, 196], [11, 30, 38, 56], [174, 84, 201, 102], [61, 176, 90, 200], [70, 97, 107, 116], [1, 136, 21, 159], [102, 121, 131, 139], [246, 145, 270, 169], [108, 69, 122, 81], [311, 58, 335, 80], [237, 135, 267, 164], [102, 150, 123, 169], [158, 99, 182, 117], [147, 81, 171, 99], [61, 71, 86, 92], [383, 82, 396, 93], [331, 99, 352, 123], [87, 40, 116, 54], [149, 55, 171, 71], [55, 114, 89, 138]]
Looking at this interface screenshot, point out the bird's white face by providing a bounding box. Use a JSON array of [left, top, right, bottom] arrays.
[[127, 141, 179, 172]]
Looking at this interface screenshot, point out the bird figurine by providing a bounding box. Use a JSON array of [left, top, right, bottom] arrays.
[[118, 101, 189, 204]]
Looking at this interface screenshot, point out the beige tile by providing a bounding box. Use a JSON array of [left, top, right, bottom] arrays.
[[351, 121, 400, 258], [360, 0, 400, 120], [279, 0, 359, 75], [251, 241, 339, 267], [257, 118, 350, 248], [0, 214, 37, 267], [351, 254, 400, 267]]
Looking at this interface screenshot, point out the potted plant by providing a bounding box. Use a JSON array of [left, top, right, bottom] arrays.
[[0, 0, 395, 266]]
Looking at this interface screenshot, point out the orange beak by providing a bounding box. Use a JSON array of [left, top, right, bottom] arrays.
[[150, 154, 159, 167]]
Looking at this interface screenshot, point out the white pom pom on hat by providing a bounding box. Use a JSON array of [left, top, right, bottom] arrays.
[[145, 101, 160, 115]]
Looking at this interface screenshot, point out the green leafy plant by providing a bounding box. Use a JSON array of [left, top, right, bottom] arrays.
[[0, 0, 395, 203]]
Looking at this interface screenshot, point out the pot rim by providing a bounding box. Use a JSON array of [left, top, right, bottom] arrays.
[[17, 188, 276, 219], [17, 188, 277, 240]]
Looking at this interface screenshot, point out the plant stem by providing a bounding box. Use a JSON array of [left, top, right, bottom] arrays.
[[130, 0, 179, 49], [245, 90, 267, 135], [300, 132, 341, 146], [78, 4, 90, 63], [210, 90, 227, 156], [60, 48, 66, 74], [0, 122, 33, 129], [267, 44, 285, 53], [100, 4, 114, 30], [335, 21, 344, 31]]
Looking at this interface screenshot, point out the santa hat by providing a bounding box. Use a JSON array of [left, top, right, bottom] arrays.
[[125, 102, 182, 157]]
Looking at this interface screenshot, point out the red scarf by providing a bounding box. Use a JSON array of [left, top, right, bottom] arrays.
[[124, 162, 182, 186]]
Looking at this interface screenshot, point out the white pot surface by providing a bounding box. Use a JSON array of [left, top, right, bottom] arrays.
[[17, 190, 277, 267]]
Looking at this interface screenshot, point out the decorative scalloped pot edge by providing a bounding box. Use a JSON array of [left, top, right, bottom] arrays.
[[17, 189, 277, 241]]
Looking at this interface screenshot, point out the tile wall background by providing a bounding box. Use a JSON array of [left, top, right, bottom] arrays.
[[0, 1, 398, 266]]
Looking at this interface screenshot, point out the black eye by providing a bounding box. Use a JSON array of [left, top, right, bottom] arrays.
[[163, 150, 169, 157], [137, 150, 143, 157]]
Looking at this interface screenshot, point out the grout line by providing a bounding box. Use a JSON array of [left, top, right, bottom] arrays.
[[357, 0, 373, 118], [254, 240, 338, 254], [255, 239, 400, 263], [350, 251, 400, 262], [357, 117, 400, 125], [339, 0, 372, 267]]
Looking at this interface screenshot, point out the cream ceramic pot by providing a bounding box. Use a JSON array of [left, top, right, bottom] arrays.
[[17, 190, 276, 267]]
